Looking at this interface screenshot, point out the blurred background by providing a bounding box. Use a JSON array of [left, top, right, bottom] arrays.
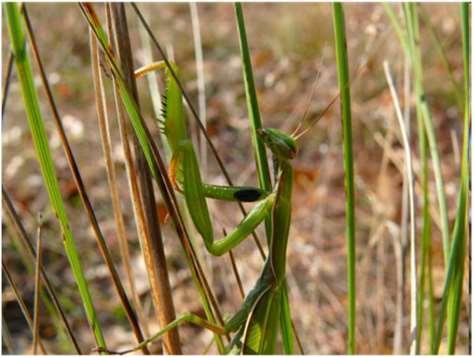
[[2, 3, 469, 354]]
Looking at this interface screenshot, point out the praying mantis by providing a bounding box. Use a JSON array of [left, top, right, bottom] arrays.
[[109, 61, 311, 355], [79, 6, 314, 352]]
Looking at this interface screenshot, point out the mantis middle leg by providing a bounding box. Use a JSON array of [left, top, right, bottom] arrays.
[[173, 140, 276, 256]]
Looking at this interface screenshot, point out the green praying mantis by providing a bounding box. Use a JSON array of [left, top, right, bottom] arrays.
[[78, 7, 317, 352], [105, 59, 321, 354]]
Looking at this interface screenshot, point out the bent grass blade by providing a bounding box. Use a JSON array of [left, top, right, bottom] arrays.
[[4, 3, 107, 350]]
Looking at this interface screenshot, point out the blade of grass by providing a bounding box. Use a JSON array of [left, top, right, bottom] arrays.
[[418, 6, 463, 110], [445, 3, 470, 353], [4, 3, 106, 350], [393, 6, 434, 352], [384, 4, 449, 264], [2, 44, 75, 354], [412, 40, 434, 354], [403, 3, 450, 265], [383, 4, 409, 53], [401, 11, 459, 350], [20, 5, 149, 352], [2, 186, 82, 354], [431, 3, 470, 353], [383, 61, 418, 354], [189, 2, 208, 176], [427, 221, 436, 351], [332, 3, 357, 353], [417, 123, 433, 354], [234, 2, 273, 243], [32, 215, 43, 355], [2, 262, 48, 354], [234, 5, 305, 352]]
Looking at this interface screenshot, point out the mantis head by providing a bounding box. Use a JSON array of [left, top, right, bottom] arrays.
[[258, 128, 297, 160]]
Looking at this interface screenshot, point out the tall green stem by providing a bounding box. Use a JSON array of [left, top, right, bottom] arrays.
[[234, 2, 273, 244], [332, 3, 356, 354], [4, 2, 106, 350], [403, 3, 450, 264], [444, 3, 470, 353]]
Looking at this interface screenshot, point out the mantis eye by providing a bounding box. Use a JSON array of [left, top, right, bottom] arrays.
[[257, 128, 297, 160]]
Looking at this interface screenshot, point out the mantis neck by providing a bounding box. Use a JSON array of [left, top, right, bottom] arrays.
[[268, 159, 293, 284]]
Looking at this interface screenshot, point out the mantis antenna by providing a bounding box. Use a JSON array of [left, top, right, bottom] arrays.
[[292, 25, 390, 141], [289, 69, 323, 138]]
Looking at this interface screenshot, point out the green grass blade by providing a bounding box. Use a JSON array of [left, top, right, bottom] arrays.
[[332, 3, 356, 354], [403, 3, 450, 265], [416, 109, 432, 353], [418, 7, 463, 109], [445, 3, 470, 353], [383, 4, 409, 53], [432, 201, 468, 353], [431, 4, 470, 352], [234, 6, 302, 352], [4, 3, 106, 350], [234, 2, 273, 243]]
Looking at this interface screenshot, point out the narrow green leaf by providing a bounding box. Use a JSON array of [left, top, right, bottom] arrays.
[[332, 3, 357, 354], [234, 2, 273, 243], [403, 3, 450, 265], [445, 3, 470, 353], [4, 2, 106, 350]]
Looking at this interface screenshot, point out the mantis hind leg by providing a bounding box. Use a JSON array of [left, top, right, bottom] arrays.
[[96, 313, 227, 355]]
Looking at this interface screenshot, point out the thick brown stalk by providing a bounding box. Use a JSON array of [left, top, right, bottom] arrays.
[[105, 5, 166, 352], [22, 6, 149, 353], [89, 27, 150, 339], [109, 4, 182, 354], [111, 66, 164, 352]]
